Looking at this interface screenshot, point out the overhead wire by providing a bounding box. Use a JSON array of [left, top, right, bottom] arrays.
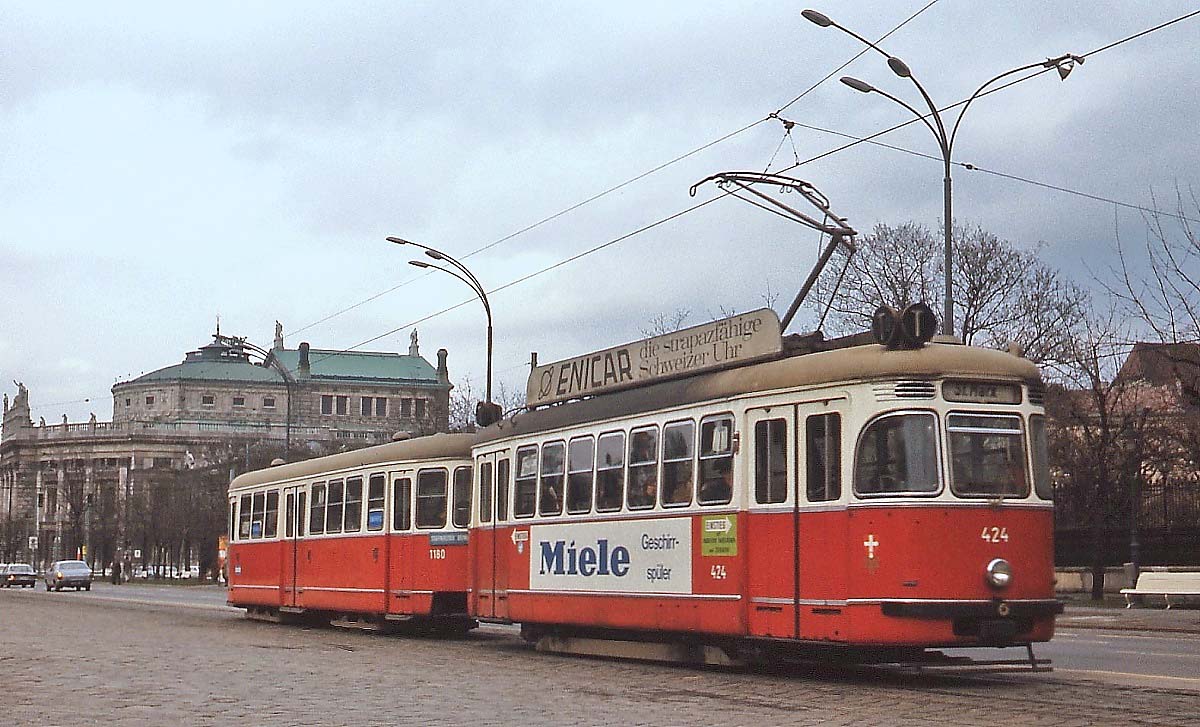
[[290, 1, 946, 339], [33, 6, 1200, 415], [154, 6, 1200, 376]]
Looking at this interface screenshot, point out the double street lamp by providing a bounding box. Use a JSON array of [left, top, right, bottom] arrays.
[[802, 8, 1083, 337], [387, 237, 501, 426]]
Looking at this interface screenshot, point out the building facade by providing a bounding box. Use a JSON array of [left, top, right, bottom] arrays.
[[0, 326, 453, 569]]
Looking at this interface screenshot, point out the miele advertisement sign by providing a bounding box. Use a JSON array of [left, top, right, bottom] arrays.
[[526, 308, 783, 407]]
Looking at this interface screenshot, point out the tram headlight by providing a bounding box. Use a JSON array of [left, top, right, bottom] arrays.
[[985, 558, 1012, 589]]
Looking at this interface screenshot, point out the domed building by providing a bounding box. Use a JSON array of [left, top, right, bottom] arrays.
[[0, 324, 452, 569]]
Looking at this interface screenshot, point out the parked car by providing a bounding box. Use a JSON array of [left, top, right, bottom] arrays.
[[2, 563, 37, 588], [44, 560, 93, 591]]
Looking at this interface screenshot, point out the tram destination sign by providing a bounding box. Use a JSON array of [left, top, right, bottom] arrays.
[[527, 308, 782, 407]]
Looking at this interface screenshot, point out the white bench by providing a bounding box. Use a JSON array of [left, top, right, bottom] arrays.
[[1120, 571, 1200, 608]]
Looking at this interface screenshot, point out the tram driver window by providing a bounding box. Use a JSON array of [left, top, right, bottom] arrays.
[[805, 413, 842, 502], [699, 415, 735, 505], [947, 414, 1029, 498], [514, 446, 538, 518], [627, 426, 659, 510], [452, 466, 472, 528], [539, 442, 565, 516], [662, 420, 695, 507], [416, 469, 448, 528], [854, 412, 939, 495], [595, 432, 625, 512], [566, 436, 595, 515], [754, 418, 787, 505], [309, 483, 327, 534]]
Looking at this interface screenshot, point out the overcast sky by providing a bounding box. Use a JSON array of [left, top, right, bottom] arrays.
[[3, 2, 1198, 423]]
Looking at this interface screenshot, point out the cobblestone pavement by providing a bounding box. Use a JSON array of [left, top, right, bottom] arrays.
[[2, 591, 1198, 726]]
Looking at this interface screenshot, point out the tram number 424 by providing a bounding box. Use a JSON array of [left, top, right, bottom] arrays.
[[980, 526, 1009, 543], [710, 564, 727, 580]]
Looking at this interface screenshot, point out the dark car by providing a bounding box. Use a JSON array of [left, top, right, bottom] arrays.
[[44, 560, 93, 591], [2, 563, 37, 588]]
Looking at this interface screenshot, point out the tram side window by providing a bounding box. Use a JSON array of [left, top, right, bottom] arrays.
[[250, 492, 265, 539], [627, 426, 659, 510], [416, 469, 448, 528], [806, 413, 842, 502], [662, 420, 695, 507], [309, 483, 326, 534], [452, 466, 472, 528], [1030, 415, 1052, 500], [514, 446, 538, 518], [264, 491, 279, 538], [595, 432, 625, 512], [392, 477, 412, 531], [497, 458, 510, 521], [344, 476, 363, 532], [566, 436, 594, 515], [298, 491, 307, 536], [699, 415, 735, 505], [755, 418, 788, 504], [326, 479, 345, 534], [285, 493, 295, 538], [229, 501, 236, 540], [238, 495, 251, 540], [479, 460, 494, 523], [855, 413, 939, 495], [539, 441, 565, 516], [367, 474, 386, 531]]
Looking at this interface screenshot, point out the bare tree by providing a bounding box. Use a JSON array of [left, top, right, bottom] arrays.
[[641, 309, 691, 338], [1043, 304, 1163, 599], [814, 222, 1085, 363], [1109, 186, 1200, 344]]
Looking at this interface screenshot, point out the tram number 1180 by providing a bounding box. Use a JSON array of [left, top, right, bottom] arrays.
[[429, 548, 447, 560]]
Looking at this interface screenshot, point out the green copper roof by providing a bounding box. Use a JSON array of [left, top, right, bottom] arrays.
[[121, 337, 443, 387], [127, 360, 284, 384], [270, 348, 441, 384]]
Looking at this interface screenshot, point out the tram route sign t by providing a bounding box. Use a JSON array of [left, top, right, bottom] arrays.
[[527, 308, 783, 407]]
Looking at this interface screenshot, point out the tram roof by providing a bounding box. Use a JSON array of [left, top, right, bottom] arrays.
[[480, 342, 1041, 442], [228, 432, 476, 491]]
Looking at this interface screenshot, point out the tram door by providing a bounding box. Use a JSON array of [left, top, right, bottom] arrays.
[[388, 470, 413, 614], [473, 452, 511, 620], [746, 407, 798, 638], [282, 485, 306, 609], [795, 399, 845, 642]]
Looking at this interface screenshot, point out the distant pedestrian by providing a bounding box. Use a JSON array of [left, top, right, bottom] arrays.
[[111, 559, 122, 585]]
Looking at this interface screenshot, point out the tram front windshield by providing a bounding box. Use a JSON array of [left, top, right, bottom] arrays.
[[855, 413, 939, 495], [948, 413, 1029, 497]]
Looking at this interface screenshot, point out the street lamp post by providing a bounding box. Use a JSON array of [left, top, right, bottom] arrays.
[[802, 8, 1082, 337], [387, 237, 499, 426]]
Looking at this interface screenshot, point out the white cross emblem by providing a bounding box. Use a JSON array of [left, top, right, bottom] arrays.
[[864, 534, 879, 559]]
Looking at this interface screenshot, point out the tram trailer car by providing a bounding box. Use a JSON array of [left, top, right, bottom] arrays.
[[468, 338, 1061, 662], [227, 433, 477, 633]]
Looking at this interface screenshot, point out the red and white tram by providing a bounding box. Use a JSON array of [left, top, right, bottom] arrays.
[[468, 308, 1060, 663], [226, 433, 477, 632], [226, 306, 1061, 666]]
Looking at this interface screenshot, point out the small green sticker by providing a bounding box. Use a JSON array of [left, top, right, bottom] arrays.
[[701, 514, 737, 557]]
